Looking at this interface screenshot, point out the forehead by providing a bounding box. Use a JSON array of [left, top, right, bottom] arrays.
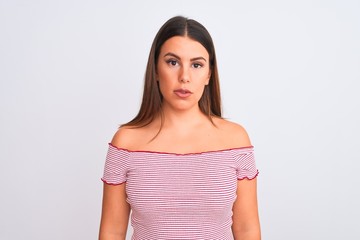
[[160, 36, 209, 59]]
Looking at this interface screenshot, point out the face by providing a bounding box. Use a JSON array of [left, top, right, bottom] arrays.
[[156, 36, 211, 112]]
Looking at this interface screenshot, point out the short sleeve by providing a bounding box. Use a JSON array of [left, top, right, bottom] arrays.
[[101, 143, 130, 185], [235, 147, 259, 180]]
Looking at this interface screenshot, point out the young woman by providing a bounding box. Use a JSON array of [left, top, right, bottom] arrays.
[[99, 16, 260, 240]]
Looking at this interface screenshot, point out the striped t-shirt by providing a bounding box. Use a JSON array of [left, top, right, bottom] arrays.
[[102, 143, 258, 239]]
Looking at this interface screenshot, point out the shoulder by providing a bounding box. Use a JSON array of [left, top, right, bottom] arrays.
[[110, 124, 158, 150], [213, 117, 252, 148], [110, 126, 140, 150]]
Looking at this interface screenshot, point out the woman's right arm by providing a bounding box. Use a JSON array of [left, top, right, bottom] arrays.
[[99, 182, 130, 240]]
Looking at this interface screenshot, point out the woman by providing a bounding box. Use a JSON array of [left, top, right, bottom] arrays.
[[99, 16, 260, 240]]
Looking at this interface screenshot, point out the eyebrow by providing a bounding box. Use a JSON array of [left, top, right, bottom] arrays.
[[164, 52, 207, 62]]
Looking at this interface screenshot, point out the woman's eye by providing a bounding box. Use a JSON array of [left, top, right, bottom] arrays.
[[167, 60, 178, 66], [193, 63, 203, 69]]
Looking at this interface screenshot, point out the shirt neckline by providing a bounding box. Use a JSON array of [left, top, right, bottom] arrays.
[[108, 143, 253, 156]]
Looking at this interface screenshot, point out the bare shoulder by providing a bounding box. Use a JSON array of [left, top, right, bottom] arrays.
[[110, 126, 141, 150], [111, 124, 157, 150], [213, 117, 252, 148]]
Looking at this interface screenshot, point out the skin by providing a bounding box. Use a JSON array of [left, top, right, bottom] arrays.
[[157, 36, 210, 114], [99, 36, 261, 240]]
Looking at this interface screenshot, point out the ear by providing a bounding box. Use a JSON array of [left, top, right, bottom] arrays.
[[205, 70, 211, 85]]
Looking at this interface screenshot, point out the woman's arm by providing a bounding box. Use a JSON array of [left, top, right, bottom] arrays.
[[99, 183, 130, 240], [99, 128, 133, 239], [232, 178, 261, 240]]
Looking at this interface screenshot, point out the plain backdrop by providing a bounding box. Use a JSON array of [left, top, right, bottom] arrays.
[[0, 0, 359, 239]]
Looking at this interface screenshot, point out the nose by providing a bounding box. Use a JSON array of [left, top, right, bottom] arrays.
[[179, 66, 190, 83]]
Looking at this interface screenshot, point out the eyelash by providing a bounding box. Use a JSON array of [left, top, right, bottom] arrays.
[[165, 59, 203, 68], [166, 59, 178, 66], [192, 63, 203, 69]]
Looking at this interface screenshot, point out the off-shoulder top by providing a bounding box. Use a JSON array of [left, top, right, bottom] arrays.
[[102, 143, 258, 240]]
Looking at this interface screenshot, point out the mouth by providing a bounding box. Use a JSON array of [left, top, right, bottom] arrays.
[[174, 89, 192, 94], [174, 88, 193, 98]]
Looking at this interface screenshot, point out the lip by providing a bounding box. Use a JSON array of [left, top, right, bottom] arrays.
[[174, 88, 193, 98]]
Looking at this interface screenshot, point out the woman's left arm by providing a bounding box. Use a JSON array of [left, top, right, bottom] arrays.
[[232, 178, 261, 240]]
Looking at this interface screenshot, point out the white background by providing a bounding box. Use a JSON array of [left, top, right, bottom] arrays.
[[1, 0, 359, 239]]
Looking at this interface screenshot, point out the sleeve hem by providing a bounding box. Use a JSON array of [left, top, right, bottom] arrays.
[[237, 170, 259, 180], [101, 178, 127, 186]]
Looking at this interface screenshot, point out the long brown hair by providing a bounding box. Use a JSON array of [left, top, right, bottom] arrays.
[[123, 16, 222, 128]]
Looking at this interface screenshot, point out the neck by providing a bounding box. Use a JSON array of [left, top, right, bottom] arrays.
[[159, 105, 210, 130]]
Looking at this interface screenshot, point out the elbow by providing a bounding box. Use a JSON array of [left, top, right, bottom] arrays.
[[232, 225, 261, 240], [99, 229, 127, 240]]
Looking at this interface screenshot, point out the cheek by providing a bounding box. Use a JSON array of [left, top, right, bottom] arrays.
[[197, 71, 211, 86], [158, 68, 177, 84], [193, 83, 207, 99], [194, 73, 210, 95], [158, 79, 172, 97]]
